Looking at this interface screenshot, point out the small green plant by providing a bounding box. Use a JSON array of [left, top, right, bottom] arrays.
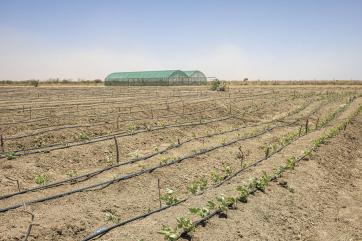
[[255, 171, 270, 192], [105, 152, 113, 165], [236, 185, 249, 203], [210, 79, 221, 91], [35, 174, 49, 185], [216, 195, 237, 213], [159, 225, 178, 241], [304, 149, 313, 158], [66, 170, 77, 178], [128, 149, 140, 159], [78, 132, 89, 141], [105, 212, 119, 223], [157, 121, 166, 128], [211, 171, 223, 183], [176, 217, 195, 233], [160, 156, 169, 165], [127, 123, 138, 134], [221, 162, 232, 177], [273, 166, 285, 178], [209, 79, 225, 91], [286, 156, 296, 170], [161, 188, 179, 205], [206, 200, 216, 210], [189, 206, 211, 218], [5, 152, 16, 160], [264, 146, 270, 158], [187, 177, 208, 195]]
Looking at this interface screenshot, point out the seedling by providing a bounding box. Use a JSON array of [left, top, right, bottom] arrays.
[[159, 225, 178, 241], [211, 171, 223, 183], [189, 207, 211, 218], [78, 132, 89, 141], [286, 157, 296, 170], [255, 171, 270, 192], [176, 217, 195, 233], [236, 185, 249, 203], [221, 162, 232, 177], [5, 152, 16, 160], [128, 149, 140, 159], [187, 177, 208, 195], [66, 170, 77, 178], [105, 212, 119, 223], [160, 156, 169, 165], [127, 123, 138, 134], [216, 195, 237, 212], [160, 188, 179, 205], [35, 174, 48, 185]]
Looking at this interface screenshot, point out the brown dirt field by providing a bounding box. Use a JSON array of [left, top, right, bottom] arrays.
[[0, 85, 361, 241], [189, 108, 362, 241]]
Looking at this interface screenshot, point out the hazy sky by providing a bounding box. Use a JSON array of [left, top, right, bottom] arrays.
[[0, 0, 361, 80]]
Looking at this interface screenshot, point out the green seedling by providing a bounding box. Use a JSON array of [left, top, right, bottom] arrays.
[[78, 132, 89, 141], [160, 188, 179, 205], [236, 185, 249, 203], [128, 149, 140, 159], [5, 152, 16, 160], [255, 171, 270, 192], [189, 207, 211, 218], [216, 195, 237, 212], [35, 174, 48, 185], [211, 171, 223, 183], [187, 177, 208, 195], [127, 123, 138, 134], [176, 217, 195, 233], [286, 156, 296, 170], [159, 225, 178, 241], [221, 162, 232, 177], [66, 170, 77, 178], [105, 212, 119, 223]]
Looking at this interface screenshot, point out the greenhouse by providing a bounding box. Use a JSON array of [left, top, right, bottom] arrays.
[[105, 70, 207, 86], [183, 70, 207, 84]]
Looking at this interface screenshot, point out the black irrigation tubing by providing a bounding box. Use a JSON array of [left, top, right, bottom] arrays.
[[5, 88, 271, 109], [3, 92, 282, 142], [0, 99, 323, 213], [1, 90, 276, 124], [80, 99, 330, 241], [0, 90, 191, 112], [0, 97, 301, 159], [0, 91, 250, 129], [0, 95, 207, 125], [0, 126, 272, 213], [1, 93, 307, 149], [0, 91, 273, 127], [0, 101, 286, 199], [0, 114, 234, 158], [0, 117, 50, 127], [3, 104, 228, 141], [0, 97, 273, 158], [0, 98, 314, 200], [0, 90, 222, 116]]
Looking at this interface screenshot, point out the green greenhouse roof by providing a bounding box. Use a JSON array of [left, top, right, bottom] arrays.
[[106, 70, 187, 79], [183, 71, 198, 77]]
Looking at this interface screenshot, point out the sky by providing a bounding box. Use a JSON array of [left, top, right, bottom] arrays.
[[0, 0, 361, 80]]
